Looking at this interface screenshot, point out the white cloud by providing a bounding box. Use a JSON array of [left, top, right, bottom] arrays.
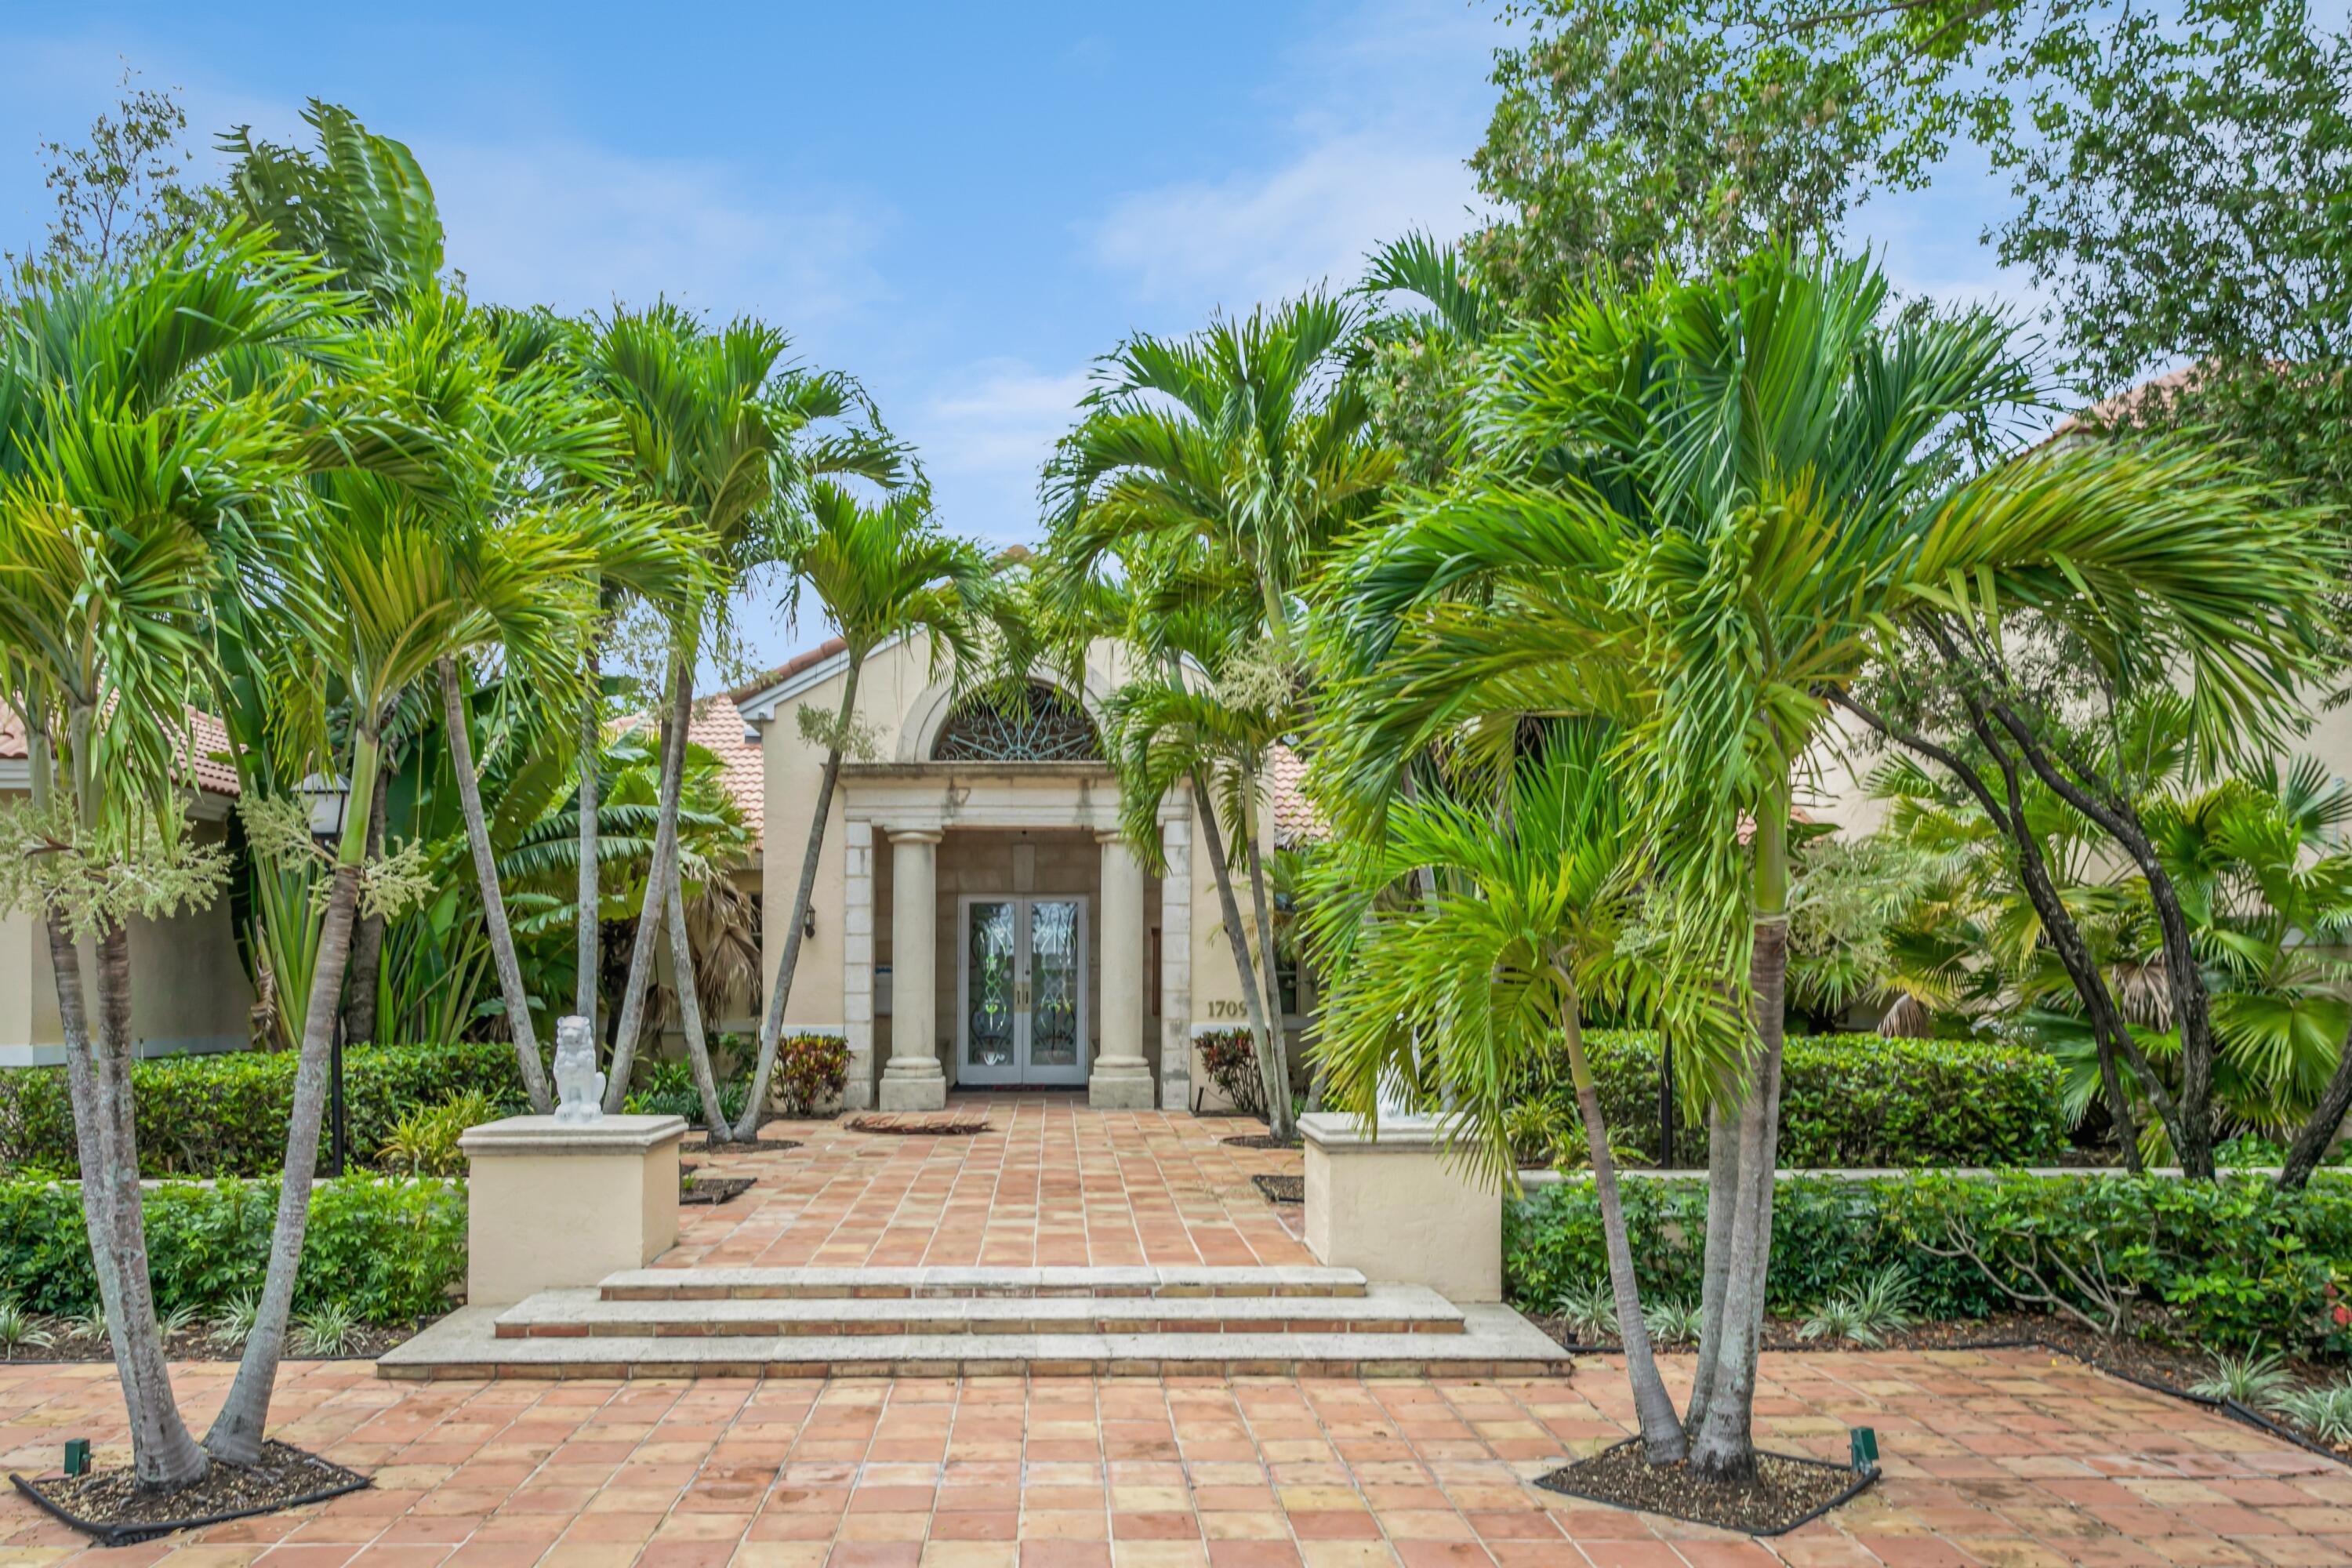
[[419, 136, 888, 328], [1094, 133, 1486, 310], [1086, 0, 1507, 316], [910, 360, 1092, 549]]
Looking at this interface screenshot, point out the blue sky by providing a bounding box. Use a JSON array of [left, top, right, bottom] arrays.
[[0, 1, 2035, 677]]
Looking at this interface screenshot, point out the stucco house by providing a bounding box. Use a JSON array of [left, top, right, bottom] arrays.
[[0, 708, 254, 1067], [726, 633, 1306, 1112]]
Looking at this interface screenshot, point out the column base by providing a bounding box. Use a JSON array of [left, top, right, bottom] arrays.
[[877, 1062, 947, 1112], [1087, 1061, 1157, 1110]]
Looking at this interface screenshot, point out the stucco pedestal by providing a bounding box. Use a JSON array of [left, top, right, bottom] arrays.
[[459, 1114, 687, 1306], [1298, 1113, 1501, 1303]]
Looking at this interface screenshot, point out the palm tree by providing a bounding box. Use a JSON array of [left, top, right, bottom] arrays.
[[1045, 295, 1392, 1134], [579, 305, 902, 1124], [0, 231, 348, 1491], [731, 481, 986, 1139], [1318, 249, 2325, 1479], [1306, 731, 1733, 1460], [201, 309, 617, 1465]]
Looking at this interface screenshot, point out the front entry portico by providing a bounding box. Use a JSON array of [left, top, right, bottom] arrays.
[[843, 764, 1190, 1112]]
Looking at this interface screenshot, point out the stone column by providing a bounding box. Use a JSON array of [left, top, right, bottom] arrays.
[[1089, 829, 1155, 1109], [841, 821, 876, 1110], [1157, 815, 1192, 1109], [879, 829, 947, 1111]]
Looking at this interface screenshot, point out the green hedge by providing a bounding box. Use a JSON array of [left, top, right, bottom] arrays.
[[0, 1042, 526, 1178], [1505, 1171, 2352, 1353], [1523, 1031, 2069, 1168], [0, 1176, 466, 1324]]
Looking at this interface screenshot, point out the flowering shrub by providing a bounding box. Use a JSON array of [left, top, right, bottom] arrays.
[[775, 1032, 850, 1116], [1197, 1029, 1264, 1116]]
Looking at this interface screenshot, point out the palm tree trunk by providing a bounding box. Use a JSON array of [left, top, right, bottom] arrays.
[[1193, 768, 1287, 1136], [663, 854, 732, 1134], [575, 666, 601, 1023], [42, 703, 205, 1490], [205, 728, 379, 1466], [1239, 782, 1294, 1139], [1683, 1095, 1737, 1435], [437, 657, 552, 1112], [736, 661, 862, 1139], [55, 915, 209, 1490], [1689, 775, 1792, 1482], [604, 654, 690, 1112], [1561, 997, 1684, 1460], [341, 781, 387, 1044]]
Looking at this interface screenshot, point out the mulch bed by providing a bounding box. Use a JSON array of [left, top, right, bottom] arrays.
[[2, 1318, 414, 1366], [1252, 1174, 1304, 1204], [1530, 1308, 2352, 1465], [690, 1137, 802, 1156], [10, 1439, 368, 1546], [677, 1174, 756, 1206], [1221, 1134, 1303, 1151], [848, 1110, 992, 1136], [1535, 1438, 1874, 1535]]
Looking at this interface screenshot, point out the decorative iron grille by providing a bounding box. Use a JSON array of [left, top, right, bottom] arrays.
[[931, 681, 1101, 763]]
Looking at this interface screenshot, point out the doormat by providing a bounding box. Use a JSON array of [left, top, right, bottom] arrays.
[[1534, 1437, 1876, 1536], [848, 1109, 992, 1135], [1252, 1174, 1303, 1205], [12, 1439, 370, 1547]]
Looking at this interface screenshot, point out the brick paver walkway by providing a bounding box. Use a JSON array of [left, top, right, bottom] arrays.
[[5, 1348, 2350, 1566], [670, 1098, 1311, 1271]]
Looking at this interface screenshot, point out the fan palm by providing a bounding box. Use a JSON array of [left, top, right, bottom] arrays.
[[1305, 730, 1734, 1460], [1318, 249, 2324, 1477], [732, 481, 987, 1138], [0, 230, 350, 1491]]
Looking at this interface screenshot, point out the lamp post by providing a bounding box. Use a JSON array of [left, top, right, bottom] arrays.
[[299, 772, 353, 1178]]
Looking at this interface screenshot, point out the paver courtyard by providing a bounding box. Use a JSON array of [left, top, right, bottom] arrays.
[[666, 1099, 1313, 1271], [5, 1348, 2350, 1568]]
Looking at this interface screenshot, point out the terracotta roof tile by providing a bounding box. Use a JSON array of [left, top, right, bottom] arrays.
[[686, 691, 764, 851], [1268, 745, 1323, 847], [0, 703, 238, 797]]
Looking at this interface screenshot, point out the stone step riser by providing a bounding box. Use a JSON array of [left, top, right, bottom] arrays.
[[383, 1354, 1562, 1381], [601, 1284, 1368, 1302], [495, 1318, 1464, 1339]]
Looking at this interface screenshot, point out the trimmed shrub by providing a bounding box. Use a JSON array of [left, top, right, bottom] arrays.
[[0, 1175, 466, 1324], [1516, 1030, 2069, 1169], [0, 1041, 527, 1179], [1198, 1029, 1265, 1116], [1504, 1171, 2352, 1355], [773, 1032, 849, 1116]]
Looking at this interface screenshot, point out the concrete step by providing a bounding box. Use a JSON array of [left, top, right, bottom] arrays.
[[493, 1283, 1462, 1340], [596, 1265, 1371, 1301], [377, 1302, 1570, 1381]]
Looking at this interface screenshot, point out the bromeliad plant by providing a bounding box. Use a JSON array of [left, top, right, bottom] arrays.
[[1316, 249, 2325, 1479]]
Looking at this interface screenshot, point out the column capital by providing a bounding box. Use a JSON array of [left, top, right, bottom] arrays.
[[886, 827, 944, 846], [1094, 828, 1131, 848]]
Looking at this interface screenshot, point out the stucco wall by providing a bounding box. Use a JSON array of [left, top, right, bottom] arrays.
[[1, 811, 252, 1066]]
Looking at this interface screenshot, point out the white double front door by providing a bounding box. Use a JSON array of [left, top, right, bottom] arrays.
[[956, 895, 1090, 1086]]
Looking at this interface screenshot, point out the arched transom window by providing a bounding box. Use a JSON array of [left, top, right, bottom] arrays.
[[931, 681, 1102, 763]]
